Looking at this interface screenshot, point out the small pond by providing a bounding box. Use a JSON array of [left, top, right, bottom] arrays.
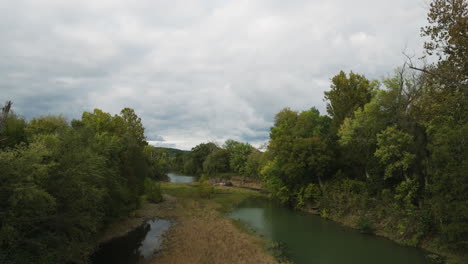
[[167, 172, 196, 184], [228, 198, 432, 264], [90, 219, 171, 264]]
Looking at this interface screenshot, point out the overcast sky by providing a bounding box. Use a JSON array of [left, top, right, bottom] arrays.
[[1, 0, 429, 150]]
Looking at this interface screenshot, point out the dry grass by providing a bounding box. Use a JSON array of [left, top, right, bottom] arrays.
[[229, 176, 265, 190], [150, 183, 278, 264]]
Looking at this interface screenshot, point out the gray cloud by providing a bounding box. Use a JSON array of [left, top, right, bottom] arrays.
[[0, 0, 428, 150]]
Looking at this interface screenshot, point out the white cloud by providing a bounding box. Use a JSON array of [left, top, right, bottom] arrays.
[[0, 0, 428, 150]]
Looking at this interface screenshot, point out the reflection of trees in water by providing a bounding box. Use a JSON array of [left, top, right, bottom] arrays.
[[260, 200, 293, 261], [90, 223, 151, 264]]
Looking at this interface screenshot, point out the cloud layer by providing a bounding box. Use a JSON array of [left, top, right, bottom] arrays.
[[1, 0, 428, 149]]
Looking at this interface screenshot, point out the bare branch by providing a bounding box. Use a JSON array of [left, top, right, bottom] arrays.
[[0, 100, 12, 134]]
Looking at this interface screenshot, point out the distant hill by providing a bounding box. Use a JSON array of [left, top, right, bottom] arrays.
[[154, 147, 190, 157]]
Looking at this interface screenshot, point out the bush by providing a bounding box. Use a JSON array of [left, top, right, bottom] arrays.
[[144, 178, 163, 203], [296, 183, 321, 208], [198, 175, 214, 199]]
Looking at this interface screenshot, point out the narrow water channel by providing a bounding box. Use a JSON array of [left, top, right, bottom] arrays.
[[228, 198, 431, 264], [90, 219, 171, 264], [167, 172, 196, 183]]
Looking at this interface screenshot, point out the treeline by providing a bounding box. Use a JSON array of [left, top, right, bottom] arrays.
[[0, 108, 165, 263], [258, 0, 467, 253], [171, 140, 262, 181]]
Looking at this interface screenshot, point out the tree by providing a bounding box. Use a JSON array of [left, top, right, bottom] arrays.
[[374, 126, 416, 182], [421, 0, 467, 88], [324, 71, 376, 129], [243, 150, 263, 180], [418, 0, 468, 249], [144, 146, 170, 180], [224, 139, 254, 175], [120, 108, 147, 146], [187, 142, 219, 175], [338, 98, 387, 181], [262, 108, 333, 204], [0, 100, 12, 134], [0, 106, 162, 263], [0, 113, 27, 148], [25, 115, 68, 138], [203, 149, 230, 177]]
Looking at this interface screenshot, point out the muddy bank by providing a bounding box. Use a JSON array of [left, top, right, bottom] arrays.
[[96, 196, 176, 244]]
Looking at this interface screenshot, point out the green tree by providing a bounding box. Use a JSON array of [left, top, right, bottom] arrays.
[[418, 0, 468, 250], [0, 113, 27, 148], [243, 150, 263, 180], [324, 71, 376, 129], [224, 139, 254, 175], [203, 149, 230, 177], [338, 99, 386, 181], [25, 115, 68, 138], [374, 126, 416, 182], [263, 108, 332, 204], [186, 142, 219, 175], [144, 146, 170, 180], [120, 108, 147, 146]]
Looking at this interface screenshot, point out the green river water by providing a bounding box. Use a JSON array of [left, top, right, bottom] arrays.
[[228, 198, 431, 264]]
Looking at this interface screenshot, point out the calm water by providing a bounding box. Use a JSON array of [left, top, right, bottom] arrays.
[[90, 219, 171, 264], [228, 199, 431, 264], [167, 172, 196, 183]]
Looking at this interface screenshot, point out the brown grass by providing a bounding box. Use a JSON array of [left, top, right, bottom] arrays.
[[150, 183, 278, 264], [229, 176, 265, 190]]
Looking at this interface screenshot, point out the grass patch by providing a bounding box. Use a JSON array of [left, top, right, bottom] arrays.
[[160, 182, 266, 213], [153, 182, 278, 264], [212, 187, 265, 213]]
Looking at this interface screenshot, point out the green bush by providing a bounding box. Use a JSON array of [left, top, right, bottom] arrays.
[[198, 175, 214, 199], [296, 183, 321, 208], [145, 178, 163, 203]]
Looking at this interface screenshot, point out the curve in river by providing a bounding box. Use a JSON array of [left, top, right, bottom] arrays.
[[228, 198, 431, 264]]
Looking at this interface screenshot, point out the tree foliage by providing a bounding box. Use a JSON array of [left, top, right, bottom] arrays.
[[0, 108, 160, 263], [258, 1, 467, 252], [324, 71, 376, 128]]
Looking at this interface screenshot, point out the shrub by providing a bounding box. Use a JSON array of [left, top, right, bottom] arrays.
[[144, 178, 163, 203], [198, 175, 214, 199]]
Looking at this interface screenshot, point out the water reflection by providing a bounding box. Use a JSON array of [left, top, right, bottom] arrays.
[[167, 173, 195, 183], [90, 219, 171, 264], [229, 199, 430, 264]]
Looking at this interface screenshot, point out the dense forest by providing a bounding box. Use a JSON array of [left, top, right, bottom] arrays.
[[0, 0, 466, 263], [0, 108, 167, 263]]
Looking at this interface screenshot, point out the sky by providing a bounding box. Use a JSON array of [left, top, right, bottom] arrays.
[[0, 0, 429, 150]]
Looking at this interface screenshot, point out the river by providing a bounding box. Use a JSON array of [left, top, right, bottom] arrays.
[[92, 176, 432, 264], [167, 172, 196, 183], [228, 198, 431, 264], [90, 219, 171, 264]]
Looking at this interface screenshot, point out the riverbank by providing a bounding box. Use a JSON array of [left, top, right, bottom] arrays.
[[96, 195, 176, 244], [318, 210, 466, 264], [149, 182, 278, 264], [95, 179, 464, 264], [230, 178, 465, 264], [93, 177, 279, 264]]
